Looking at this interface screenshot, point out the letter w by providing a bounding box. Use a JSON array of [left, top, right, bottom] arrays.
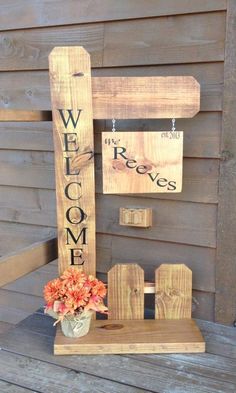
[[58, 109, 82, 129]]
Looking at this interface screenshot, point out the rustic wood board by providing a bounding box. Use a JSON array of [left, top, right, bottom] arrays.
[[54, 319, 205, 355], [49, 46, 96, 276], [102, 132, 183, 194], [155, 264, 192, 319], [93, 76, 200, 118], [108, 264, 144, 319]]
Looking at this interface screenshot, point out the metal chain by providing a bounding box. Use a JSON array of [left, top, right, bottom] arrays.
[[112, 118, 116, 132], [171, 118, 176, 132]]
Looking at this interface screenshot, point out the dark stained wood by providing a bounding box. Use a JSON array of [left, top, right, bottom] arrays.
[[96, 195, 217, 248], [0, 156, 219, 203], [0, 63, 223, 112], [103, 13, 225, 67], [0, 13, 225, 71], [0, 113, 222, 159], [215, 0, 236, 325], [0, 0, 227, 31], [0, 236, 57, 286]]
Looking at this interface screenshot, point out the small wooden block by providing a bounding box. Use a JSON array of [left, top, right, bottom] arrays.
[[102, 131, 183, 194], [119, 207, 152, 227], [54, 319, 205, 355]]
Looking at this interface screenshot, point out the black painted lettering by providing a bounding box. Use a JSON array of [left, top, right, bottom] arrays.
[[70, 248, 85, 266], [167, 181, 177, 191], [66, 206, 86, 224], [113, 146, 127, 160], [65, 182, 82, 200], [148, 172, 160, 182], [65, 156, 80, 176], [63, 133, 79, 152], [156, 178, 168, 187], [58, 109, 82, 129], [126, 159, 137, 169], [136, 165, 148, 174], [66, 227, 87, 245]]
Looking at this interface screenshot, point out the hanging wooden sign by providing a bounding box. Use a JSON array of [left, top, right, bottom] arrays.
[[102, 131, 183, 194], [49, 47, 96, 276]]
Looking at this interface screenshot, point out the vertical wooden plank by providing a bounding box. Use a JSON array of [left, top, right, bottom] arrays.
[[49, 47, 96, 276], [155, 264, 192, 319], [215, 0, 236, 324], [108, 264, 144, 319]]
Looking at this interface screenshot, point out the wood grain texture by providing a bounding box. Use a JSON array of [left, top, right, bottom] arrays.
[[0, 236, 57, 287], [103, 12, 226, 67], [108, 264, 144, 319], [0, 13, 225, 71], [54, 319, 205, 354], [0, 0, 227, 30], [215, 0, 236, 325], [102, 131, 183, 194], [92, 77, 200, 118], [96, 195, 217, 248], [49, 47, 96, 276], [0, 63, 223, 112], [155, 264, 192, 319]]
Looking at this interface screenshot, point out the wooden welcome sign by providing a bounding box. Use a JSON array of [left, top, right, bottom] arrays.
[[49, 46, 199, 275], [49, 47, 96, 276], [102, 131, 183, 194]]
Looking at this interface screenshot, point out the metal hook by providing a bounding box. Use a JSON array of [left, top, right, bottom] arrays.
[[171, 118, 176, 132], [112, 118, 116, 132]]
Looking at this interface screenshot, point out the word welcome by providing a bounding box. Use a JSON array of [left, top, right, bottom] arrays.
[[58, 109, 89, 266]]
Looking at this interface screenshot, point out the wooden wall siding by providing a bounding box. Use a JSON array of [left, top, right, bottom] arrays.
[[0, 0, 227, 31], [0, 12, 225, 71], [0, 4, 228, 322]]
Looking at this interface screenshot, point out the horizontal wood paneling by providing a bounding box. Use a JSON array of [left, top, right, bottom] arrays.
[[96, 195, 217, 247], [0, 222, 55, 256], [0, 112, 222, 158], [103, 13, 225, 67], [0, 12, 225, 71], [0, 155, 219, 205], [0, 62, 223, 111], [0, 0, 227, 31]]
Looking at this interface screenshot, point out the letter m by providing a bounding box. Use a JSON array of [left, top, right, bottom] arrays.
[[58, 109, 82, 129], [66, 227, 87, 245]]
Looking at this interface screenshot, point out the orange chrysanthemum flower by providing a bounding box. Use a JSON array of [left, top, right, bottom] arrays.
[[43, 267, 108, 322]]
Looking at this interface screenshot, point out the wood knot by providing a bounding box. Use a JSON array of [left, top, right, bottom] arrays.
[[99, 324, 124, 330]]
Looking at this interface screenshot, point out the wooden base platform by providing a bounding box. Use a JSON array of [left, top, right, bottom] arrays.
[[54, 318, 205, 355]]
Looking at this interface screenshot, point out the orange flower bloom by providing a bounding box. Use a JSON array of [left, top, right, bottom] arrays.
[[43, 267, 108, 322]]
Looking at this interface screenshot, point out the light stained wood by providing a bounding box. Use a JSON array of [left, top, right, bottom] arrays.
[[49, 46, 96, 276], [94, 77, 200, 118], [155, 264, 192, 319], [102, 131, 183, 193], [0, 236, 57, 287], [108, 264, 144, 319], [54, 319, 205, 354], [0, 109, 51, 122], [0, 0, 227, 30], [119, 207, 152, 228], [215, 0, 236, 325]]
